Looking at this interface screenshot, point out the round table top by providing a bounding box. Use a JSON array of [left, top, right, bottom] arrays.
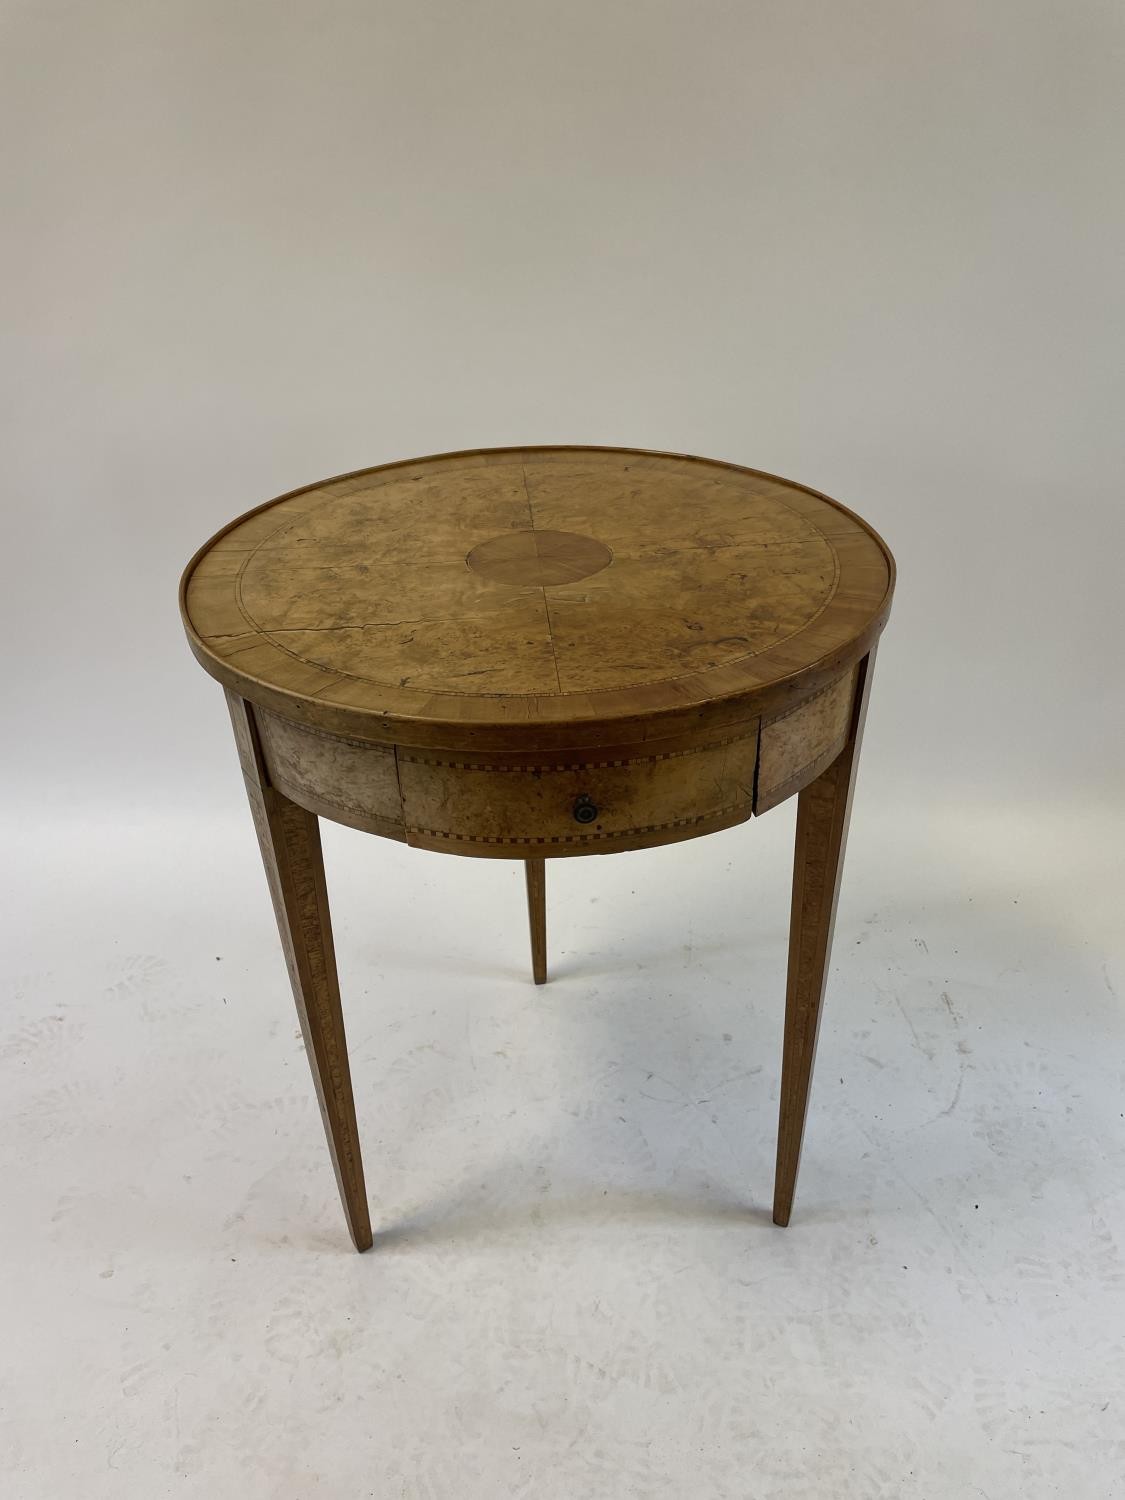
[[181, 446, 894, 750]]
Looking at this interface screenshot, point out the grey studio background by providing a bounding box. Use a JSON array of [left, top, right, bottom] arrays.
[[2, 3, 1123, 1497]]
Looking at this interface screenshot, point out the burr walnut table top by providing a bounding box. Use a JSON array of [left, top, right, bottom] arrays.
[[181, 446, 894, 752]]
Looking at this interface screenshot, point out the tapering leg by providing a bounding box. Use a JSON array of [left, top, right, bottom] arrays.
[[525, 858, 547, 985], [225, 691, 372, 1252], [773, 650, 878, 1227]]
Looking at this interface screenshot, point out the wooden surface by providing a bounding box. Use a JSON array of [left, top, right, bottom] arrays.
[[183, 449, 896, 1246], [394, 721, 761, 857], [525, 859, 547, 985], [225, 691, 373, 1251], [772, 649, 878, 1227], [756, 666, 857, 814], [182, 447, 893, 753]]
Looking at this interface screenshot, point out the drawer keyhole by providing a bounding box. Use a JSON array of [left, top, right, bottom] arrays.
[[573, 794, 599, 825]]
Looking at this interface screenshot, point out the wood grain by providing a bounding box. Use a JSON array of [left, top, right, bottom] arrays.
[[756, 666, 857, 814], [226, 690, 373, 1252], [772, 649, 878, 1228], [254, 707, 405, 842], [467, 528, 613, 586], [181, 447, 893, 753], [395, 725, 759, 858], [525, 859, 547, 985]]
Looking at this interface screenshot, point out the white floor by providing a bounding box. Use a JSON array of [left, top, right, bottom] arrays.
[[3, 797, 1123, 1498]]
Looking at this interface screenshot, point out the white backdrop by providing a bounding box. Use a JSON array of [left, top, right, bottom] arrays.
[[3, 4, 1124, 1497], [4, 0, 1123, 817]]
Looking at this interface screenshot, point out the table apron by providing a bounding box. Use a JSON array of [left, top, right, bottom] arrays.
[[250, 663, 858, 858]]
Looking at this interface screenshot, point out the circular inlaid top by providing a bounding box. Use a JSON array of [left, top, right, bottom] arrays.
[[181, 447, 894, 750]]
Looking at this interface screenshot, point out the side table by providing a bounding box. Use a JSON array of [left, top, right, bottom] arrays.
[[180, 446, 895, 1250]]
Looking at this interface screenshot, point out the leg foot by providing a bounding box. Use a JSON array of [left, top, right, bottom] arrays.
[[525, 858, 547, 985]]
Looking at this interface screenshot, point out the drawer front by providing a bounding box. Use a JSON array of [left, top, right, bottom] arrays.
[[755, 666, 857, 813], [397, 727, 759, 857]]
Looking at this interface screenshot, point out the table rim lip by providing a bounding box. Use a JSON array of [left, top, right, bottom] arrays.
[[179, 443, 895, 743]]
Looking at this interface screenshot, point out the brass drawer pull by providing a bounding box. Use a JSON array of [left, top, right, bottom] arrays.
[[572, 794, 598, 825]]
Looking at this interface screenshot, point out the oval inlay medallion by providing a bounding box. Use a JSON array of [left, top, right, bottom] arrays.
[[466, 528, 613, 587]]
